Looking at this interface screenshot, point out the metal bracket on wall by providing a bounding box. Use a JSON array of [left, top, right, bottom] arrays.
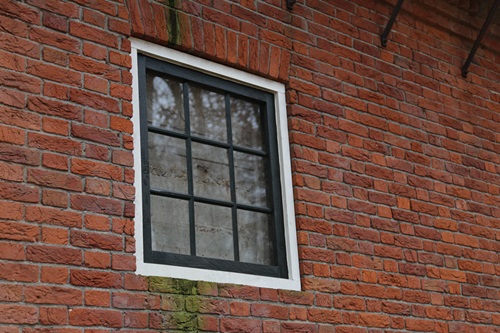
[[462, 0, 499, 77], [286, 0, 296, 10], [380, 0, 406, 47]]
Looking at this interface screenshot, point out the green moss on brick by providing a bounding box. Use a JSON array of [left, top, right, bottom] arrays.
[[166, 0, 180, 45], [164, 311, 198, 331], [149, 276, 198, 295], [185, 296, 201, 312], [197, 281, 218, 296]]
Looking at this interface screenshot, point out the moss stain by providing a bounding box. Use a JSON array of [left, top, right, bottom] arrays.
[[149, 276, 205, 331], [165, 311, 198, 331], [166, 0, 180, 45], [149, 276, 198, 295]]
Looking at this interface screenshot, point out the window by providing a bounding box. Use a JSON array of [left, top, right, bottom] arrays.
[[131, 39, 300, 290]]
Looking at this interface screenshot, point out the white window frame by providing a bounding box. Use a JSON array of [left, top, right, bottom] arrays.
[[131, 38, 300, 290]]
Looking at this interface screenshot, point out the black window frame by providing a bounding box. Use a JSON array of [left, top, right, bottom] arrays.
[[138, 54, 288, 279]]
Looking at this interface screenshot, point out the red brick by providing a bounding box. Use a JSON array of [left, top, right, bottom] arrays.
[[69, 308, 122, 327], [0, 33, 40, 59], [84, 250, 110, 269], [70, 269, 122, 289], [220, 318, 261, 333], [0, 69, 40, 94], [0, 161, 23, 182], [25, 286, 82, 305], [85, 143, 109, 161], [84, 214, 110, 231], [43, 82, 69, 99], [83, 42, 107, 60], [30, 26, 81, 53], [71, 124, 120, 146], [28, 132, 82, 155], [42, 117, 69, 136], [39, 307, 67, 325], [123, 311, 148, 328], [42, 12, 68, 32], [124, 274, 148, 291], [27, 61, 81, 86], [26, 245, 82, 265], [108, 18, 131, 35], [0, 262, 38, 282], [406, 318, 435, 331], [0, 283, 23, 302], [0, 87, 26, 108], [112, 150, 134, 167], [112, 254, 136, 271], [85, 289, 111, 307], [71, 229, 123, 251], [69, 21, 118, 48], [26, 205, 82, 228], [41, 266, 68, 284], [28, 168, 82, 191], [41, 226, 68, 245], [0, 304, 38, 324], [0, 221, 39, 241], [0, 241, 25, 260], [358, 313, 391, 328], [71, 158, 122, 180], [0, 49, 26, 72], [112, 292, 160, 309], [0, 178, 40, 203], [69, 55, 120, 81], [40, 152, 69, 170], [69, 88, 119, 113], [71, 194, 122, 215]]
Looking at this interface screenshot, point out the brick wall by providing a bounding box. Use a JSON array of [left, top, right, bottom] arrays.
[[1, 0, 499, 332]]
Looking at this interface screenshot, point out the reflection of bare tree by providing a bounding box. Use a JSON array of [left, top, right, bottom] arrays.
[[230, 97, 263, 150], [189, 85, 226, 140], [146, 71, 184, 131]]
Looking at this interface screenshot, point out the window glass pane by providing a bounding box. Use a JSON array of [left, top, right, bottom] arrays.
[[189, 85, 227, 141], [151, 195, 190, 255], [231, 97, 265, 150], [192, 142, 231, 201], [238, 210, 274, 265], [234, 152, 271, 208], [195, 202, 233, 260], [146, 70, 185, 132], [148, 133, 187, 193]]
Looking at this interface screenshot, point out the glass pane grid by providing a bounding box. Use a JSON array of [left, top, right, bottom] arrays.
[[142, 56, 282, 271]]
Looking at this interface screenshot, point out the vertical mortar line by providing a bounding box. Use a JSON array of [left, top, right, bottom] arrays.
[[225, 94, 240, 262]]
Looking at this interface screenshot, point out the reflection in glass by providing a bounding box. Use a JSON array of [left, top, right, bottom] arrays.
[[151, 195, 190, 255], [146, 70, 185, 132], [231, 97, 264, 150], [189, 85, 226, 141], [195, 203, 233, 260], [148, 133, 187, 193], [192, 142, 230, 200], [238, 210, 274, 265], [234, 152, 270, 207]]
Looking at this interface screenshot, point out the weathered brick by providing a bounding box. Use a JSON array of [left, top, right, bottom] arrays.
[[68, 308, 122, 327], [0, 262, 38, 282], [26, 245, 82, 265], [26, 206, 82, 228], [71, 229, 123, 251], [0, 304, 38, 324], [70, 269, 122, 289], [71, 194, 122, 215], [28, 168, 82, 191], [25, 286, 82, 305]]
